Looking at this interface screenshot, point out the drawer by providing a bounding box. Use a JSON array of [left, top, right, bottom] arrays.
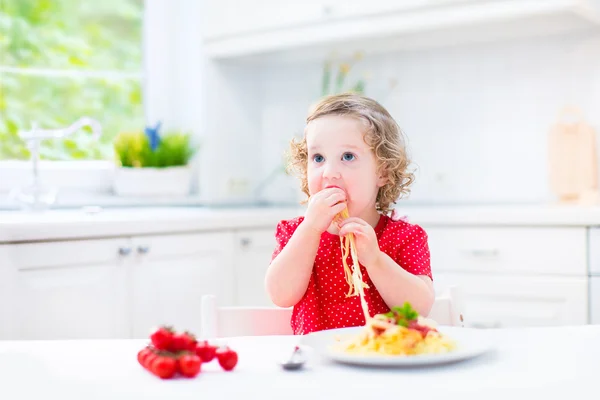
[[434, 272, 588, 327], [131, 232, 234, 260], [234, 229, 276, 249], [426, 227, 586, 276], [4, 239, 129, 270]]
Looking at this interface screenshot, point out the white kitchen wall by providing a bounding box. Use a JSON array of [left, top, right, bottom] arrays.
[[254, 29, 600, 205]]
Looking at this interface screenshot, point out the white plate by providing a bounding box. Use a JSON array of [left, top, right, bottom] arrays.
[[299, 326, 494, 367]]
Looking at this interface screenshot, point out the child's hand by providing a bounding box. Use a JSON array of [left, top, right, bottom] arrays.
[[338, 217, 382, 267], [303, 188, 347, 234]]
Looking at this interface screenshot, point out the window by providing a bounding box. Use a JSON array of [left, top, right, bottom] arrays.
[[0, 0, 144, 162]]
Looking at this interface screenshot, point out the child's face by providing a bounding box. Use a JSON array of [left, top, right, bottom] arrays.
[[305, 115, 385, 217]]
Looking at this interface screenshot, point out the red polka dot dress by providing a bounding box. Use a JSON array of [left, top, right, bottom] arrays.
[[271, 213, 432, 335]]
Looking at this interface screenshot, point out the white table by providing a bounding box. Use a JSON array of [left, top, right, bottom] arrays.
[[1, 326, 598, 400]]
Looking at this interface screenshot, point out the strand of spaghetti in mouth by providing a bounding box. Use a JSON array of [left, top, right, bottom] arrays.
[[337, 207, 371, 322]]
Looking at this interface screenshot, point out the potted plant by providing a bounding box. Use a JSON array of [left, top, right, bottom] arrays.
[[112, 122, 198, 197]]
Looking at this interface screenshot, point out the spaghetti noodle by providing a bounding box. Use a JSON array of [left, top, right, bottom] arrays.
[[336, 208, 370, 321], [333, 307, 456, 356], [334, 209, 454, 357]]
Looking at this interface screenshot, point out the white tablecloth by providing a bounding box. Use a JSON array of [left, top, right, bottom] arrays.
[[1, 326, 598, 400]]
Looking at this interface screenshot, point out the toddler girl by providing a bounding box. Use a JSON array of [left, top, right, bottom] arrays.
[[265, 93, 434, 335]]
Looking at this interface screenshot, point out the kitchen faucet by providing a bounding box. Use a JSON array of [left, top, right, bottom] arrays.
[[10, 117, 102, 211]]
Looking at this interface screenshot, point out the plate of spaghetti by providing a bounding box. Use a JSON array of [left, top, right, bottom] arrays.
[[301, 208, 493, 366], [301, 304, 493, 367]]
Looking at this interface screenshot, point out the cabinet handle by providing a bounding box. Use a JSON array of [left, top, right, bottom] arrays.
[[137, 246, 150, 255], [240, 238, 251, 247], [461, 248, 499, 258], [118, 247, 132, 256], [471, 322, 502, 329]]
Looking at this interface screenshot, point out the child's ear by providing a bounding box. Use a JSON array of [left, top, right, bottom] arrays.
[[376, 173, 388, 188]]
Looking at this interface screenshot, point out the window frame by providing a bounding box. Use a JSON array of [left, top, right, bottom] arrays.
[[0, 1, 152, 205]]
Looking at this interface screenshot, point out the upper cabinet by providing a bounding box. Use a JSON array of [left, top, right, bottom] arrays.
[[200, 0, 600, 60]]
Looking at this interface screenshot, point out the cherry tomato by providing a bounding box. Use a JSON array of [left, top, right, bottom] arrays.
[[151, 355, 177, 379], [195, 340, 217, 362], [150, 326, 174, 351], [216, 347, 238, 371], [138, 347, 153, 368], [144, 351, 158, 370], [177, 354, 202, 378], [170, 332, 197, 352]]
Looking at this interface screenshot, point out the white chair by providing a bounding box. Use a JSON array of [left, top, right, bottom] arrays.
[[200, 295, 293, 338], [201, 286, 464, 338], [427, 285, 465, 327]]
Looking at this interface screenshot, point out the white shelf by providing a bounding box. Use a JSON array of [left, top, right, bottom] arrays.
[[203, 0, 600, 61]]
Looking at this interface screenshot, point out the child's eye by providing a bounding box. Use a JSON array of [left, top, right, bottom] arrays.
[[312, 154, 324, 163], [342, 152, 355, 161]]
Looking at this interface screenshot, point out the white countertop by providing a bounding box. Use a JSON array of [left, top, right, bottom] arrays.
[[1, 204, 600, 243], [0, 325, 597, 399], [0, 206, 304, 243]]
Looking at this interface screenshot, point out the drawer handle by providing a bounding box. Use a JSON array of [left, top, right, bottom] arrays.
[[462, 248, 499, 258], [322, 5, 333, 16], [471, 322, 502, 329], [137, 246, 150, 255], [240, 238, 251, 247], [118, 247, 132, 256]]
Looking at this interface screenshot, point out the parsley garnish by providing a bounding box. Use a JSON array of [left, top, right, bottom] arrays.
[[383, 302, 419, 327]]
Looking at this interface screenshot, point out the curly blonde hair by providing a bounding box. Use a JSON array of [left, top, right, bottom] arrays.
[[287, 93, 415, 214]]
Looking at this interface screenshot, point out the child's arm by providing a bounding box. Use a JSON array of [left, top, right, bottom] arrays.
[[367, 254, 435, 316], [265, 187, 347, 308], [264, 222, 322, 308], [338, 218, 435, 316]]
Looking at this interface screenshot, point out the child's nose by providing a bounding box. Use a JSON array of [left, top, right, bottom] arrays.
[[322, 161, 341, 179]]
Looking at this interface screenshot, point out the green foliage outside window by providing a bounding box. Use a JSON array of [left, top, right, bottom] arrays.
[[0, 0, 144, 161]]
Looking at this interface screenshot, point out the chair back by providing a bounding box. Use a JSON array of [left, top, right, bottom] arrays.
[[201, 295, 293, 338]]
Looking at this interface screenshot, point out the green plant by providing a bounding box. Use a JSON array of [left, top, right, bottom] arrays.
[[321, 51, 366, 97], [113, 128, 197, 168]]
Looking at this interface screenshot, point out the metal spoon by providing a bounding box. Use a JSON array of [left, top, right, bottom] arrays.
[[279, 346, 306, 371]]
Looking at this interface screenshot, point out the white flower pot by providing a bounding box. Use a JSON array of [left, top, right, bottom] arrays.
[[113, 166, 192, 197]]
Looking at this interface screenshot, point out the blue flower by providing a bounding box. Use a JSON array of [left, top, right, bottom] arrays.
[[144, 122, 162, 151]]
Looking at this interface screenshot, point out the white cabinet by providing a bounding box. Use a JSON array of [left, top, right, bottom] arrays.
[[427, 225, 589, 327], [200, 0, 479, 40], [3, 239, 130, 340], [200, 0, 326, 40], [0, 246, 9, 339], [591, 277, 600, 324], [427, 226, 587, 276], [130, 232, 235, 338], [200, 0, 600, 59], [233, 228, 277, 307], [434, 272, 588, 328], [0, 232, 236, 340]]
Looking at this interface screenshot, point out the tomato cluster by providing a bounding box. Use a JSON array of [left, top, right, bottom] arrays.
[[137, 325, 238, 379]]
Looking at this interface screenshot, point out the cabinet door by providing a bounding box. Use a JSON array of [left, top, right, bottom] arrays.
[[327, 0, 463, 19], [130, 232, 235, 338], [434, 272, 588, 328], [5, 239, 130, 340], [0, 245, 11, 339], [200, 0, 468, 40], [591, 277, 600, 325], [234, 229, 277, 307], [200, 0, 326, 40]]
